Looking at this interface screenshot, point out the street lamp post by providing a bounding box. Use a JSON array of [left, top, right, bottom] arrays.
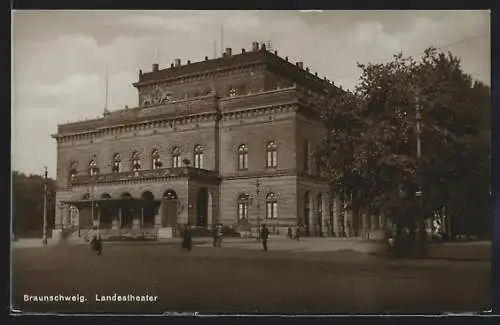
[[255, 179, 261, 240], [42, 166, 48, 246], [89, 165, 99, 228], [415, 99, 427, 252]]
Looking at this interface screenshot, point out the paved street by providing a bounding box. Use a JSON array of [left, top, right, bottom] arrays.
[[12, 239, 491, 314]]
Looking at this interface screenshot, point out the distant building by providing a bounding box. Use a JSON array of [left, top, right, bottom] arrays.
[[52, 41, 386, 238]]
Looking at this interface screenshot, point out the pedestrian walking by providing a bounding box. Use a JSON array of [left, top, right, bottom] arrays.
[[182, 224, 192, 252], [212, 224, 218, 247], [287, 227, 293, 239], [87, 226, 102, 256], [261, 224, 270, 251], [216, 223, 224, 247], [295, 224, 300, 242]]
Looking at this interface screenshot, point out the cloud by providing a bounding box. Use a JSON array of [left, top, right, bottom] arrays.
[[33, 73, 100, 97], [111, 12, 216, 34]]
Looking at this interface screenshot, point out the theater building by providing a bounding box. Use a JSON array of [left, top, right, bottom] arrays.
[[52, 41, 387, 238]]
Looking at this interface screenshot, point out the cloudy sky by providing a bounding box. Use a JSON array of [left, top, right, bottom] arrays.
[[12, 10, 490, 178]]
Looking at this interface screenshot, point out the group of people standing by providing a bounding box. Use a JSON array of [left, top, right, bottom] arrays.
[[181, 223, 271, 252]]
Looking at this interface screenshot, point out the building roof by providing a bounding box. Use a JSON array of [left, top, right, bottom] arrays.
[[137, 49, 269, 84]]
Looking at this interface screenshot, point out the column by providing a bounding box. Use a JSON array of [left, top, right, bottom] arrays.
[[207, 192, 213, 229], [154, 201, 163, 227], [140, 207, 144, 228], [379, 214, 386, 230], [362, 212, 369, 240], [92, 207, 100, 227], [334, 197, 342, 237], [370, 214, 377, 230], [345, 205, 352, 238], [132, 206, 140, 229], [112, 206, 120, 229], [119, 207, 122, 228]]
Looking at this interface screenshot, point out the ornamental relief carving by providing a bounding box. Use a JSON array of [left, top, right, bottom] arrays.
[[141, 84, 174, 106]]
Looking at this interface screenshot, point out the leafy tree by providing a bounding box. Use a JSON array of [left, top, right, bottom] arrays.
[[319, 47, 491, 245], [12, 171, 56, 238]]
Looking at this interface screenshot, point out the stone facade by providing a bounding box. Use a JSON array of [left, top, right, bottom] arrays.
[[52, 42, 372, 237]]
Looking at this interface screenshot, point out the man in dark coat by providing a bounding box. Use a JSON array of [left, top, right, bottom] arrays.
[[182, 224, 192, 252], [295, 224, 301, 242], [212, 224, 218, 247], [216, 223, 224, 247], [261, 224, 270, 251]]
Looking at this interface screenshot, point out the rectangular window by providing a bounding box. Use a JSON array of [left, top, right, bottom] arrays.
[[239, 153, 248, 170], [173, 156, 180, 168], [266, 151, 273, 168], [238, 203, 248, 220], [273, 202, 278, 219]]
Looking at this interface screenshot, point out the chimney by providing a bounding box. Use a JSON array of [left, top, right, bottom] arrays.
[[261, 43, 266, 51], [252, 41, 259, 51], [297, 62, 304, 69], [315, 72, 318, 77], [241, 48, 246, 54], [187, 60, 191, 64], [175, 58, 181, 67], [139, 69, 143, 76], [225, 48, 232, 56], [205, 56, 208, 61], [285, 56, 288, 61], [306, 67, 310, 73], [170, 63, 174, 68], [152, 63, 159, 72], [274, 50, 278, 55]]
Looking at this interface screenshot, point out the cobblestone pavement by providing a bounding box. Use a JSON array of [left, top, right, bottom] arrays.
[[12, 241, 490, 314], [12, 236, 491, 261]]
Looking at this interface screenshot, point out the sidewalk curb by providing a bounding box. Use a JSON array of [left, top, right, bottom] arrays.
[[369, 252, 490, 262]]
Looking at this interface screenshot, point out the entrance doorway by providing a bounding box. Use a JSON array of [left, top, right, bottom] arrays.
[[141, 191, 156, 228], [162, 189, 178, 227], [196, 188, 208, 227], [120, 192, 134, 228]]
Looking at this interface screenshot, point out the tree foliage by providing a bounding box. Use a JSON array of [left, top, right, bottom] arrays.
[[12, 171, 56, 237], [319, 48, 491, 236]]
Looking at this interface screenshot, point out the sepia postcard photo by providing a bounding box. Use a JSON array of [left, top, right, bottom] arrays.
[[11, 9, 492, 315]]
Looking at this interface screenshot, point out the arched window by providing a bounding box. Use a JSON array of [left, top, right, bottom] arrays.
[[238, 144, 248, 170], [112, 153, 121, 173], [172, 147, 181, 168], [304, 141, 310, 172], [131, 151, 141, 171], [151, 149, 162, 170], [193, 145, 204, 169], [237, 193, 250, 222], [266, 192, 278, 220], [69, 161, 78, 180], [88, 158, 98, 176], [266, 141, 278, 168]]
